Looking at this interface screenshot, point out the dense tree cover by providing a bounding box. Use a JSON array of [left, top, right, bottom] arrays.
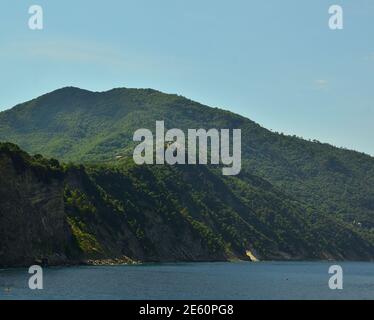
[[1, 87, 374, 254], [1, 142, 374, 261]]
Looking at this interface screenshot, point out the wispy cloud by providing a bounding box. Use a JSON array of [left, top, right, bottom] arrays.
[[1, 38, 192, 74], [2, 39, 130, 68], [314, 79, 329, 89], [364, 53, 374, 61]]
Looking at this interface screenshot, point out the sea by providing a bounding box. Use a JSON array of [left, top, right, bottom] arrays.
[[1, 261, 373, 300]]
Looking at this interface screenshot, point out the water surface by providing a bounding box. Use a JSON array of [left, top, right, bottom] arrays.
[[1, 262, 373, 300]]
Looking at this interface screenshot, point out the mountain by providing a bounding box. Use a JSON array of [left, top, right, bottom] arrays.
[[1, 87, 374, 265], [1, 87, 374, 227]]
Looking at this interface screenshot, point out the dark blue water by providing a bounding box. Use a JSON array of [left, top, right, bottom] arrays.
[[1, 262, 373, 300]]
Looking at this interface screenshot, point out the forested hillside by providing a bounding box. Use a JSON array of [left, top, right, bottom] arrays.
[[1, 87, 373, 229], [1, 87, 374, 265], [1, 142, 373, 267]]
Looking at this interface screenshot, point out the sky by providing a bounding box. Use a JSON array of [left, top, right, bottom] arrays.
[[1, 0, 373, 155]]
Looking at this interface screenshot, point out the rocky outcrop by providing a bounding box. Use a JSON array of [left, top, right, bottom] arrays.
[[0, 148, 79, 267], [1, 143, 374, 267], [0, 144, 234, 267]]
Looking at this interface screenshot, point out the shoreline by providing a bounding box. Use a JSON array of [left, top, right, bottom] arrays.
[[3, 258, 374, 270]]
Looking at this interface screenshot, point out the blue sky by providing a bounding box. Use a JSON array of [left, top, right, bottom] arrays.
[[1, 0, 373, 154]]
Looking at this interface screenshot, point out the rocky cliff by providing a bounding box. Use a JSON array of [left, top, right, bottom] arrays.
[[1, 142, 374, 267], [0, 144, 77, 266]]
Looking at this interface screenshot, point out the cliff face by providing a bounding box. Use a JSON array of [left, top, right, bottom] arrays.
[[0, 148, 77, 267], [1, 142, 374, 267], [0, 144, 232, 267], [63, 166, 228, 263]]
